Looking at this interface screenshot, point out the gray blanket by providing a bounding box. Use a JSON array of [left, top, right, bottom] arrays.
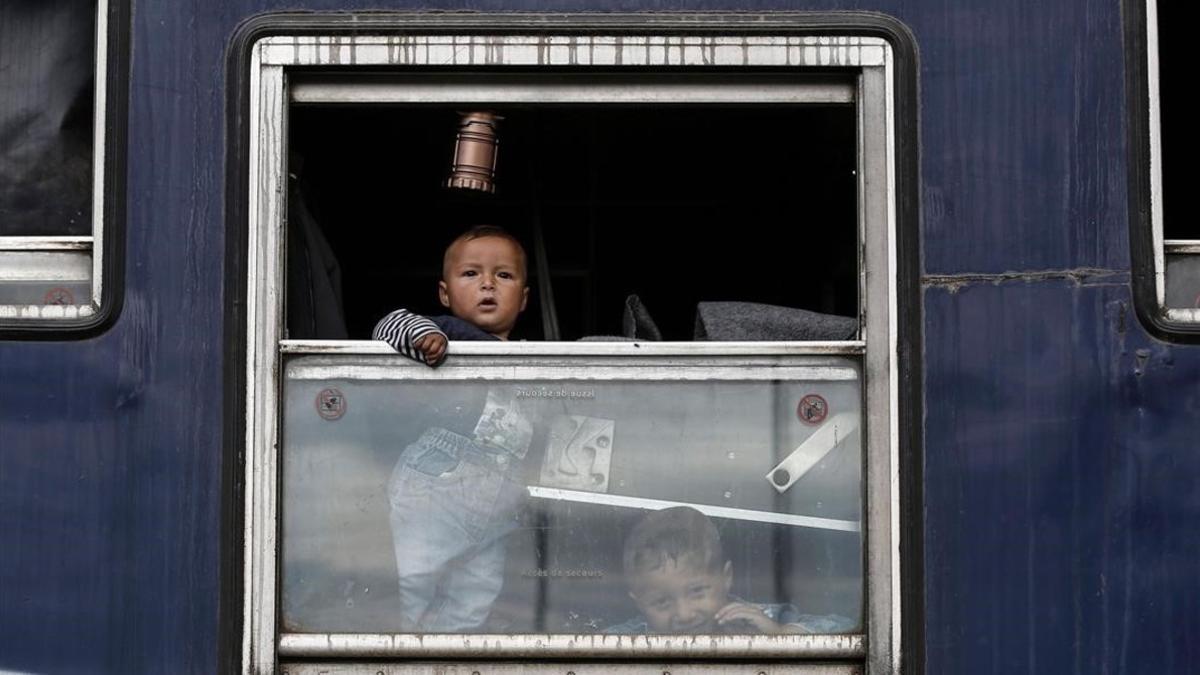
[[694, 302, 857, 341]]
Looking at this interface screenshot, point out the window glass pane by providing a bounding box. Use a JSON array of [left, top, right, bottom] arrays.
[[0, 251, 92, 306], [0, 1, 95, 237], [281, 356, 863, 635], [1165, 254, 1200, 310]]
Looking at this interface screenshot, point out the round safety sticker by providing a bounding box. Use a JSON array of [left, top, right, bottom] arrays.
[[796, 394, 829, 425], [315, 387, 347, 421], [44, 287, 75, 305]]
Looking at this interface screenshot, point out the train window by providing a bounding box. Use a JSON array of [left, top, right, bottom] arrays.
[[243, 29, 903, 673], [281, 361, 863, 636], [286, 104, 858, 341], [1139, 0, 1200, 324], [0, 0, 113, 326]]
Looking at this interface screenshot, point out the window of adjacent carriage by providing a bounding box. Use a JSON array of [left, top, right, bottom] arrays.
[[285, 105, 859, 341], [1156, 1, 1194, 240], [0, 1, 96, 237]]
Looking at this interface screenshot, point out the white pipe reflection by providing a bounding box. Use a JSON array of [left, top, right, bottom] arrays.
[[527, 486, 861, 532]]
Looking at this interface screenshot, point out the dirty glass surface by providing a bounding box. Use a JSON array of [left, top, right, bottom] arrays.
[[1165, 254, 1200, 310], [0, 1, 95, 237], [280, 356, 863, 636], [0, 251, 92, 306]]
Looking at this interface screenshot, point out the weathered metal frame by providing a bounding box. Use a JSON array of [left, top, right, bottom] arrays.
[[291, 72, 855, 104], [278, 634, 865, 660], [278, 662, 864, 675], [283, 352, 860, 381], [0, 0, 108, 321], [244, 26, 900, 675], [281, 340, 866, 356]]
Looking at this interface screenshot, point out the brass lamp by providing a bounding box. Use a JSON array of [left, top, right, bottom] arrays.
[[447, 111, 501, 193]]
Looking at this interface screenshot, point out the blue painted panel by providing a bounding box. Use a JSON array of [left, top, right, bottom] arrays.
[[0, 349, 123, 673], [925, 278, 1200, 674], [914, 0, 1130, 275]]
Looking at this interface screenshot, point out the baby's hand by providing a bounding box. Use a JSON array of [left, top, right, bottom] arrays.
[[714, 602, 788, 635], [414, 333, 447, 366]]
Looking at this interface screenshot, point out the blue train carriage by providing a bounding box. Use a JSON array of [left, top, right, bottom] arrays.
[[0, 1, 1196, 674]]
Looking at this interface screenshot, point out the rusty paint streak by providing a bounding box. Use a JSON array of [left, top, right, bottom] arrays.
[[922, 268, 1129, 292]]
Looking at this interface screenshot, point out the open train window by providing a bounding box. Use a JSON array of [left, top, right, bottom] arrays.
[[287, 103, 858, 341], [1132, 0, 1200, 328], [241, 24, 906, 675], [0, 0, 119, 330]]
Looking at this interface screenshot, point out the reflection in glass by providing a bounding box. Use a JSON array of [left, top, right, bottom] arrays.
[[1165, 255, 1200, 309], [281, 361, 863, 635], [0, 1, 95, 237]]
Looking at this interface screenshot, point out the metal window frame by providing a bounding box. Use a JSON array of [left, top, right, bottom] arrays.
[[242, 24, 904, 675], [0, 0, 110, 324]]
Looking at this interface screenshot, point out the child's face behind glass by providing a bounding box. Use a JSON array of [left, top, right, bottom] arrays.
[[629, 558, 733, 634], [438, 235, 528, 339]]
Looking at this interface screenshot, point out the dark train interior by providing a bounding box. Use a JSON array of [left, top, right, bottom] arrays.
[[287, 103, 860, 341]]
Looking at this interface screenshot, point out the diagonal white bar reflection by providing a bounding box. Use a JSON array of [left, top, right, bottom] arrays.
[[527, 486, 860, 532]]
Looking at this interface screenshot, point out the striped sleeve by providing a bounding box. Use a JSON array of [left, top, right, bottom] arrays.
[[371, 308, 446, 365]]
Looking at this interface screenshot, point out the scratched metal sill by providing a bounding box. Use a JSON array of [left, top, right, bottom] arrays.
[[279, 664, 861, 675], [1164, 239, 1200, 254], [279, 340, 866, 356]]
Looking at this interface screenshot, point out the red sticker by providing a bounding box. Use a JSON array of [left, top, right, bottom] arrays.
[[797, 394, 829, 425], [44, 287, 75, 305], [316, 387, 347, 421]]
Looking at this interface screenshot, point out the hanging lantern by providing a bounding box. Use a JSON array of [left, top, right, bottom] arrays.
[[447, 111, 501, 193]]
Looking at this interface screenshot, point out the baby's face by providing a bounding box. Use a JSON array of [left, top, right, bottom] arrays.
[[629, 558, 732, 633], [439, 235, 528, 339]]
